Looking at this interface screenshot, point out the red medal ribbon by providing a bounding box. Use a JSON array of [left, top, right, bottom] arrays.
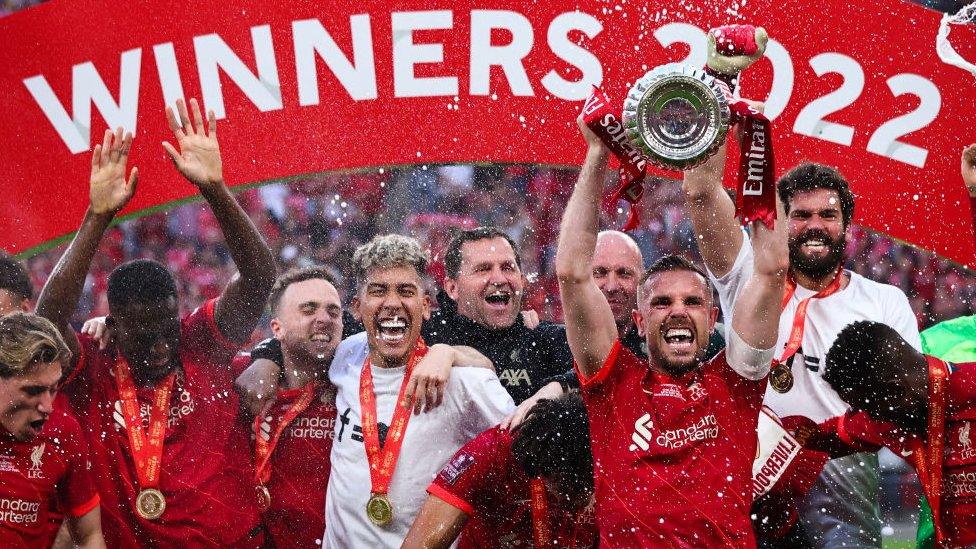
[[252, 382, 320, 485], [910, 357, 950, 544], [113, 358, 176, 493], [530, 478, 552, 548], [360, 340, 428, 497], [582, 85, 648, 232], [773, 268, 844, 367]]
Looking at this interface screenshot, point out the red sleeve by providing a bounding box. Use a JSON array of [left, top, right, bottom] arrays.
[[575, 339, 623, 389], [182, 299, 242, 365], [804, 412, 887, 457], [231, 352, 252, 380], [427, 427, 510, 516], [55, 413, 100, 518]]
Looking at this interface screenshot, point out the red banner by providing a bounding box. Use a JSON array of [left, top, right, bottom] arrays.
[[0, 0, 973, 265]]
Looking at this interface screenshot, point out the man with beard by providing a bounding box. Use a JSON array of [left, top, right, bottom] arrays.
[[684, 141, 920, 545], [37, 100, 277, 546], [238, 227, 574, 409], [235, 267, 342, 548], [559, 115, 787, 546], [323, 234, 514, 547]]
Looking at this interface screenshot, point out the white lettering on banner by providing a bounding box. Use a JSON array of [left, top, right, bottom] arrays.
[[195, 25, 284, 119], [392, 10, 458, 97], [293, 16, 378, 104], [23, 48, 142, 154], [751, 409, 801, 499], [21, 13, 943, 166], [470, 10, 535, 97], [541, 12, 603, 100], [742, 120, 766, 196], [24, 9, 603, 154]]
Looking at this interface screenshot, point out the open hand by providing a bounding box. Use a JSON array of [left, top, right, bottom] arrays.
[[89, 127, 137, 215], [404, 344, 455, 414], [162, 98, 223, 190]]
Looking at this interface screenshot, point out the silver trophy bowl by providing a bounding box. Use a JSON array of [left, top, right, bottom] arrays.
[[622, 64, 731, 171]]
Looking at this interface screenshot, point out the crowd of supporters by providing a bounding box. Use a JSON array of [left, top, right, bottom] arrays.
[[24, 165, 975, 339]]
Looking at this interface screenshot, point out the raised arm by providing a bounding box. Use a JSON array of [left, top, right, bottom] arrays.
[[36, 128, 137, 366], [682, 143, 745, 278], [728, 195, 788, 359], [963, 143, 976, 243], [556, 117, 619, 378], [162, 99, 275, 343]]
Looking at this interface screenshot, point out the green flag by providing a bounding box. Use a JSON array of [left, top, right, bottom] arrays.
[[916, 315, 976, 547]]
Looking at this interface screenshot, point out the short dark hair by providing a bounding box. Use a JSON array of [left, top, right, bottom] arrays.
[[107, 259, 178, 310], [777, 163, 855, 227], [824, 321, 911, 400], [512, 394, 593, 482], [638, 255, 709, 288], [268, 267, 337, 314], [0, 251, 32, 301], [444, 227, 521, 279]]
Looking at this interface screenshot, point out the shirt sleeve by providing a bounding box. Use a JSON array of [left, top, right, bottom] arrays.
[[56, 415, 100, 518], [182, 298, 243, 366], [454, 370, 516, 442], [427, 428, 507, 515], [725, 326, 775, 381], [883, 286, 922, 352], [706, 229, 754, 343]]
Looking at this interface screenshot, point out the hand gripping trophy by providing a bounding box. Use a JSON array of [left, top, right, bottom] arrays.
[[583, 24, 776, 230]]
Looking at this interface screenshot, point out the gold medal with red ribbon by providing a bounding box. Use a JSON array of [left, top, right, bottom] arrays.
[[769, 268, 844, 393], [360, 340, 428, 527], [113, 358, 176, 521], [252, 382, 321, 512], [909, 357, 950, 544]]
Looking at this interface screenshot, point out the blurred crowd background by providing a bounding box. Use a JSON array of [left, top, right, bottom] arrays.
[[5, 0, 975, 542]]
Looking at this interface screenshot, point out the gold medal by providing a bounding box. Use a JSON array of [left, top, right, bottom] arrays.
[[135, 488, 166, 520], [769, 363, 794, 394], [366, 493, 394, 526], [255, 485, 271, 512]]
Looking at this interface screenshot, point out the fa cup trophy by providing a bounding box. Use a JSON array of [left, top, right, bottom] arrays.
[[622, 26, 769, 170]]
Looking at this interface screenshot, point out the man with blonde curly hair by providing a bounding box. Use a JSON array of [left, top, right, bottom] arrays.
[[0, 313, 104, 548], [323, 234, 514, 548]]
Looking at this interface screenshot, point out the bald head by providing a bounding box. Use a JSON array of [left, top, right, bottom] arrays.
[[593, 231, 644, 331]]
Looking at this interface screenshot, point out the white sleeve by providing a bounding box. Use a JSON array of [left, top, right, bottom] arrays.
[[883, 287, 922, 351], [452, 369, 516, 441], [706, 229, 754, 343], [726, 326, 775, 381]]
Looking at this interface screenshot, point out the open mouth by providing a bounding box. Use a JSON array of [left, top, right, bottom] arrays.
[[310, 332, 333, 344], [29, 418, 46, 433], [485, 289, 512, 308], [378, 317, 408, 343], [662, 327, 695, 352], [801, 238, 827, 253]]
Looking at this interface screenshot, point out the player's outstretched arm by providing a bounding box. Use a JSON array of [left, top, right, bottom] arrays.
[[962, 143, 976, 244], [682, 143, 745, 278], [69, 507, 107, 549], [162, 98, 276, 343], [401, 495, 468, 549], [728, 196, 788, 378], [556, 117, 618, 378], [37, 128, 137, 366]]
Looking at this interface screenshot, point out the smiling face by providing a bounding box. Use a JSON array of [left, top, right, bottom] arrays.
[[354, 265, 431, 368], [272, 278, 343, 370], [0, 361, 61, 441], [110, 296, 181, 385], [444, 237, 525, 330], [786, 189, 848, 281], [592, 232, 642, 331], [633, 270, 718, 377]]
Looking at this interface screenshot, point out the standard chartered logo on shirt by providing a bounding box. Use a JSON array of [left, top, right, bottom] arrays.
[[629, 413, 719, 452], [0, 497, 40, 525]]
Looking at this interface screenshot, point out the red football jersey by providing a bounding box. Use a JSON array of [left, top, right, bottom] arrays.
[[0, 408, 99, 549], [576, 340, 765, 548], [428, 426, 598, 548], [60, 299, 263, 548], [818, 361, 976, 546], [234, 351, 336, 549]]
